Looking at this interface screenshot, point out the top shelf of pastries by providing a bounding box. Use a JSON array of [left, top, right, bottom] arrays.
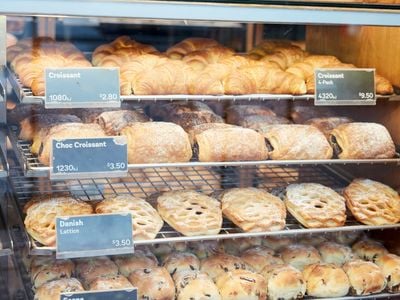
[[1, 0, 400, 26]]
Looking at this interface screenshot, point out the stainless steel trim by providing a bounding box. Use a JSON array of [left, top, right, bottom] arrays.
[[0, 1, 400, 26]]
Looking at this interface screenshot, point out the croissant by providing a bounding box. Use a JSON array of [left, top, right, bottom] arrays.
[[260, 46, 307, 69], [188, 63, 232, 95], [166, 37, 220, 60], [182, 46, 235, 70], [286, 55, 341, 79], [248, 39, 294, 60], [305, 63, 394, 95]]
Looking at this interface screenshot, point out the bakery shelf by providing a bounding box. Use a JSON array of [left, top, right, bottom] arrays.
[[1, 0, 400, 26], [8, 66, 397, 105], [0, 213, 13, 258], [8, 162, 400, 256], [8, 126, 400, 178]]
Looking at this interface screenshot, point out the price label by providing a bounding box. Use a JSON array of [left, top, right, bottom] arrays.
[[56, 213, 134, 259], [50, 136, 128, 179], [314, 68, 376, 106], [61, 288, 137, 300], [45, 67, 120, 109]]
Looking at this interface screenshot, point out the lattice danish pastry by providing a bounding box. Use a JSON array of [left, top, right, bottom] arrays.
[[344, 178, 400, 225], [95, 195, 164, 240], [157, 190, 222, 236], [285, 183, 346, 228]]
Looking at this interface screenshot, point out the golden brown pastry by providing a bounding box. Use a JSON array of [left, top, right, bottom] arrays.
[[285, 183, 346, 228], [174, 270, 222, 300], [89, 274, 133, 291], [188, 240, 223, 260], [187, 123, 237, 146], [35, 123, 107, 165], [305, 116, 352, 138], [113, 250, 158, 277], [24, 195, 93, 246], [261, 264, 306, 300], [183, 46, 235, 70], [259, 45, 307, 70], [344, 178, 400, 225], [262, 236, 295, 251], [261, 124, 333, 160], [352, 239, 388, 261], [374, 253, 400, 292], [95, 195, 163, 240], [298, 234, 329, 247], [166, 38, 221, 60], [96, 110, 150, 135], [121, 122, 192, 164], [318, 242, 355, 266], [240, 246, 283, 272], [34, 278, 84, 300], [75, 257, 119, 288], [222, 238, 263, 256], [248, 39, 296, 60], [128, 267, 175, 300], [302, 263, 350, 297], [215, 269, 267, 300], [286, 55, 341, 80], [196, 127, 268, 162], [201, 253, 251, 281], [330, 122, 396, 159], [188, 63, 232, 95], [157, 190, 222, 236], [343, 260, 386, 295], [237, 115, 292, 131], [31, 259, 74, 288], [220, 188, 286, 232], [162, 251, 201, 275], [281, 244, 321, 271]]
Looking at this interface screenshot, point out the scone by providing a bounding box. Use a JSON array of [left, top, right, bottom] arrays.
[[95, 195, 164, 240], [31, 259, 75, 288], [352, 239, 388, 261], [174, 270, 222, 300], [113, 250, 158, 277], [34, 278, 84, 300], [303, 263, 350, 297], [333, 231, 362, 245], [24, 196, 94, 246], [75, 257, 119, 288], [261, 264, 306, 300], [222, 238, 262, 256], [215, 269, 267, 300], [285, 183, 346, 228], [89, 274, 133, 290], [318, 242, 355, 266], [343, 260, 386, 295], [201, 253, 251, 281], [374, 253, 400, 292], [162, 251, 200, 275], [344, 178, 400, 225], [240, 246, 283, 272], [298, 234, 329, 247], [128, 267, 175, 300], [281, 244, 321, 271], [188, 240, 222, 259], [157, 190, 222, 236], [261, 124, 333, 160], [262, 236, 295, 251], [220, 188, 286, 232], [330, 122, 396, 159]]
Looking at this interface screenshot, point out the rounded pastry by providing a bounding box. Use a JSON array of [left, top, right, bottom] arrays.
[[222, 237, 262, 256], [95, 195, 164, 240], [318, 242, 355, 266], [157, 190, 222, 236], [201, 253, 251, 281], [24, 195, 94, 246], [281, 244, 321, 271], [162, 251, 200, 275], [31, 259, 74, 288], [332, 231, 362, 245], [374, 253, 400, 292], [344, 178, 400, 225], [188, 240, 223, 259], [128, 267, 175, 300], [303, 263, 350, 297], [34, 278, 84, 300], [262, 236, 295, 251], [220, 188, 286, 232], [113, 250, 158, 277], [352, 239, 388, 261], [285, 183, 346, 228], [149, 244, 174, 261], [240, 246, 282, 272], [75, 257, 119, 288], [215, 269, 267, 300], [261, 264, 306, 300], [343, 260, 386, 295], [174, 270, 222, 300], [298, 234, 329, 247], [89, 274, 133, 291]]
